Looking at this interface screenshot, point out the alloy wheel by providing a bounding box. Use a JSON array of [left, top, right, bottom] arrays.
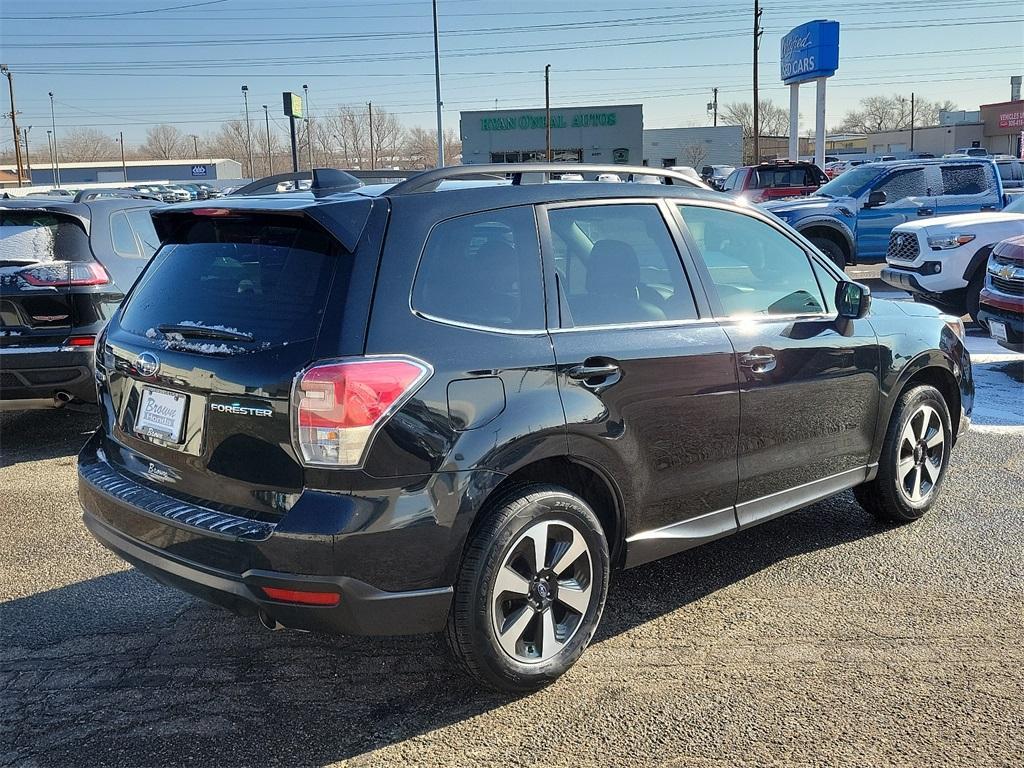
[[898, 404, 945, 503], [490, 519, 594, 664]]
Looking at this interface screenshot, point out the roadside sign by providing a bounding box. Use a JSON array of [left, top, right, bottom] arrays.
[[780, 20, 840, 85], [191, 165, 208, 177], [283, 92, 303, 119]]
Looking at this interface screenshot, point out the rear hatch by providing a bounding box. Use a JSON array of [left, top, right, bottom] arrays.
[[98, 200, 375, 521], [0, 207, 110, 350]]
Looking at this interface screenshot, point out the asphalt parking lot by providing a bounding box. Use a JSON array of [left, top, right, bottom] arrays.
[[2, 307, 1023, 767]]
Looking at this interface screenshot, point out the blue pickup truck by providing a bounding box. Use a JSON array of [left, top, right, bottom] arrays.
[[762, 158, 1006, 267]]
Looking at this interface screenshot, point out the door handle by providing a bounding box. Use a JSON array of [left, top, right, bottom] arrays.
[[739, 352, 777, 374], [567, 362, 621, 383], [916, 208, 934, 216]]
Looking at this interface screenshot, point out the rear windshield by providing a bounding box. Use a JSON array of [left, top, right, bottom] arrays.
[[0, 211, 91, 264], [119, 215, 339, 346]]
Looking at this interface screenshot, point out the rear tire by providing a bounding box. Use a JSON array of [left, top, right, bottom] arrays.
[[810, 236, 847, 271], [446, 483, 610, 693], [854, 384, 952, 524]]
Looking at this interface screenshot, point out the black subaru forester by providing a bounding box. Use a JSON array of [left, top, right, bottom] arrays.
[[79, 165, 973, 692]]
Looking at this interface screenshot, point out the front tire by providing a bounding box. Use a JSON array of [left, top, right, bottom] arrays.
[[810, 236, 847, 271], [446, 484, 610, 693], [854, 385, 952, 523]]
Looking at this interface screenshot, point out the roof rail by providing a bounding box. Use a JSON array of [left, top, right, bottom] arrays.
[[73, 189, 143, 203], [228, 168, 363, 197], [386, 163, 708, 195]]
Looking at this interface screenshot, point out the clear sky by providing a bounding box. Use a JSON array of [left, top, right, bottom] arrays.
[[1, 0, 1021, 151]]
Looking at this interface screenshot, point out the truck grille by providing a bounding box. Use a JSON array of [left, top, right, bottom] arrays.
[[887, 232, 920, 262], [990, 275, 1024, 297]]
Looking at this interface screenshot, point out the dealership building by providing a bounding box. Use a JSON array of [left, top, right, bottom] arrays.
[[460, 104, 743, 169], [21, 158, 243, 186]]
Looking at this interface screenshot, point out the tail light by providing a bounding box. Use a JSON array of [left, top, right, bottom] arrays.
[[21, 261, 110, 287], [292, 356, 431, 468], [64, 335, 96, 347]]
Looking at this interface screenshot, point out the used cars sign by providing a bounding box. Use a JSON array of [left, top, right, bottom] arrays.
[[780, 20, 840, 85]]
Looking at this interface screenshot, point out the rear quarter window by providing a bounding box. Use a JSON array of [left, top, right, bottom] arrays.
[[411, 206, 544, 331]]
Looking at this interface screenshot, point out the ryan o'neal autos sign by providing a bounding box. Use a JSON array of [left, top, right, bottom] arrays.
[[780, 20, 840, 85], [480, 112, 619, 131]]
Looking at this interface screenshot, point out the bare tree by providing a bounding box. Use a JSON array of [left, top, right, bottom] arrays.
[[139, 124, 186, 160], [721, 100, 790, 162], [325, 106, 368, 167], [202, 120, 247, 165], [836, 94, 959, 133], [58, 128, 119, 162], [404, 126, 461, 169], [683, 143, 709, 169], [369, 107, 405, 168]]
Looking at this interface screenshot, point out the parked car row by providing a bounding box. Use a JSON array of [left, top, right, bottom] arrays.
[[131, 182, 220, 203]]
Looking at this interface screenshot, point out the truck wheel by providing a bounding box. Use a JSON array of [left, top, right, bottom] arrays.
[[810, 237, 847, 270], [854, 384, 952, 524], [965, 271, 986, 328], [446, 483, 610, 693]]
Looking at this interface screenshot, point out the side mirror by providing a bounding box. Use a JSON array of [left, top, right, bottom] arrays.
[[836, 281, 871, 319], [865, 189, 887, 208]]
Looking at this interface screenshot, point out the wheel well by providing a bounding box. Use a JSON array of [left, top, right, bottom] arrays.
[[803, 226, 850, 259], [900, 365, 962, 439], [479, 457, 624, 567]]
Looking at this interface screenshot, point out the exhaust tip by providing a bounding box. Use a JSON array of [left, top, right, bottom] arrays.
[[258, 611, 286, 631], [54, 391, 73, 403]]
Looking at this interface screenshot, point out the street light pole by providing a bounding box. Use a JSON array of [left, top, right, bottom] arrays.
[[48, 91, 61, 187], [118, 131, 127, 182], [46, 129, 55, 184], [367, 101, 375, 170], [241, 85, 254, 179], [303, 84, 313, 172], [190, 134, 199, 160], [1, 65, 24, 186], [545, 64, 552, 162], [432, 0, 444, 167], [752, 0, 763, 163], [262, 105, 272, 175]]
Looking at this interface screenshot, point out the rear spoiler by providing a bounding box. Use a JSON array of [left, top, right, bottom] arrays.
[[150, 195, 374, 253], [226, 169, 363, 198]]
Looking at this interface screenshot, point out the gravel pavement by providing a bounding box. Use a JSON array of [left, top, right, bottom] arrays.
[[1, 399, 1022, 767]]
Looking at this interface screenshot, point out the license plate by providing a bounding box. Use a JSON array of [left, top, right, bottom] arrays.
[[136, 387, 187, 443], [990, 321, 1008, 342]]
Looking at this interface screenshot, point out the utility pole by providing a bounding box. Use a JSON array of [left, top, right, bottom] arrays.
[[545, 64, 552, 162], [432, 0, 444, 167], [711, 87, 719, 127], [49, 91, 60, 187], [190, 134, 199, 160], [752, 0, 763, 163], [303, 84, 313, 172], [46, 129, 55, 184], [1, 65, 24, 186], [367, 102, 375, 170], [241, 85, 254, 179], [910, 92, 915, 152], [22, 126, 32, 180], [263, 104, 272, 175], [118, 131, 127, 182]]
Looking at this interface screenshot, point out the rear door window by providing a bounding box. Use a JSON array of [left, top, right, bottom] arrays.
[[120, 214, 339, 346], [125, 208, 160, 257], [940, 164, 989, 196], [412, 206, 544, 331], [547, 203, 698, 326], [110, 211, 140, 257]]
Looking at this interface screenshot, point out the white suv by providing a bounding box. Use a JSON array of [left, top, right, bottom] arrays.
[[882, 195, 1024, 323]]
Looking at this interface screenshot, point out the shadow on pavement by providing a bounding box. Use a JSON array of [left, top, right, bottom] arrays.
[[0, 493, 882, 767], [0, 408, 98, 469]]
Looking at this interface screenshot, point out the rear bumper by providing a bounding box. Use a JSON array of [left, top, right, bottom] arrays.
[[0, 345, 96, 406], [84, 512, 452, 635], [78, 434, 456, 636]]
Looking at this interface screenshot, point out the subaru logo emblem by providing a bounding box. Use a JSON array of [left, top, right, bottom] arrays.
[[135, 351, 160, 377]]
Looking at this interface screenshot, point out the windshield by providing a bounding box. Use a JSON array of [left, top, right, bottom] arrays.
[[815, 165, 884, 198]]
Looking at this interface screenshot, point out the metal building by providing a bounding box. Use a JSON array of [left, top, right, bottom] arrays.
[[24, 158, 243, 186], [642, 126, 743, 168]]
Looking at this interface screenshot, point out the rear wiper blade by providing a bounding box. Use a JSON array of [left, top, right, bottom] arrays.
[[157, 323, 254, 342]]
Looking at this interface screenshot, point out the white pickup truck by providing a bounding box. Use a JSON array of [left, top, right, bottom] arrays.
[[881, 194, 1024, 323]]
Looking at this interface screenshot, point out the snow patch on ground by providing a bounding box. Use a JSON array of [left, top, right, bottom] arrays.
[[968, 350, 1024, 433]]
